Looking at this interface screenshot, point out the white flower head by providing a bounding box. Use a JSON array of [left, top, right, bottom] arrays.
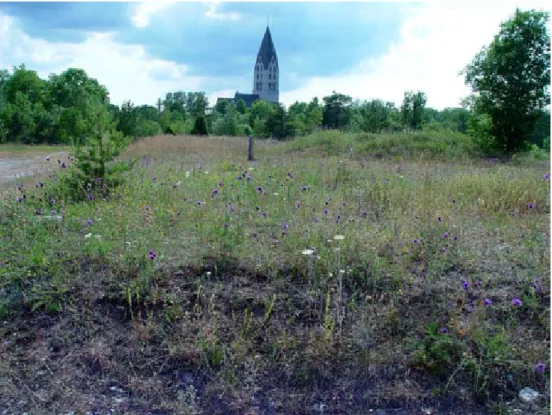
[[85, 233, 92, 239], [333, 235, 345, 241], [302, 249, 315, 256]]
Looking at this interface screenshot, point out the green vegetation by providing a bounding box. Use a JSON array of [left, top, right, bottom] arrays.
[[0, 6, 549, 414]]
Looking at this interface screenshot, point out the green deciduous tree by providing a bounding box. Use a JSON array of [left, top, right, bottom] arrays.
[[463, 8, 550, 153], [322, 92, 353, 130]]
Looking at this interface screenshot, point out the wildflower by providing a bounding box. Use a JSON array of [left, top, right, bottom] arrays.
[[301, 185, 307, 191], [302, 249, 314, 256], [85, 233, 92, 239], [333, 235, 345, 241], [442, 231, 449, 239], [296, 201, 300, 209], [545, 173, 550, 180], [17, 184, 23, 191], [536, 361, 546, 374], [282, 223, 289, 230], [287, 172, 294, 179], [88, 194, 94, 201], [437, 216, 442, 223], [230, 205, 236, 212], [336, 215, 341, 224], [273, 192, 279, 196], [148, 249, 157, 260], [453, 234, 459, 241], [511, 298, 522, 307], [413, 238, 419, 244], [323, 208, 328, 216], [49, 198, 56, 205], [262, 211, 268, 218], [145, 205, 150, 210], [342, 202, 348, 207], [463, 280, 469, 292], [484, 298, 492, 307], [218, 182, 223, 187], [197, 200, 202, 206], [17, 197, 22, 203], [257, 186, 263, 193], [247, 176, 252, 182], [527, 203, 535, 209], [212, 189, 219, 197], [51, 210, 57, 215], [440, 327, 448, 334], [45, 156, 50, 161], [86, 219, 93, 225], [61, 163, 67, 168], [440, 247, 447, 254]]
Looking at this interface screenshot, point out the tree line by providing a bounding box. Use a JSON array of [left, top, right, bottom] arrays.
[[0, 8, 549, 154]]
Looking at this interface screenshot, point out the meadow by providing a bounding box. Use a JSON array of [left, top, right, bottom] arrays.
[[0, 131, 550, 414]]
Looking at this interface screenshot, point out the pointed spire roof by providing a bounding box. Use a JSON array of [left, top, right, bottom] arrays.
[[256, 26, 278, 70]]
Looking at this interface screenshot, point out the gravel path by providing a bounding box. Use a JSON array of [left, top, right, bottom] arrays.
[[0, 151, 68, 185]]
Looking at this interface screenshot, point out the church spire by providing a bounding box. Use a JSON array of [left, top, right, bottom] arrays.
[[256, 25, 278, 70]]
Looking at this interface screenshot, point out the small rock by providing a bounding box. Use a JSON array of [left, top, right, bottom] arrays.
[[519, 387, 541, 404]]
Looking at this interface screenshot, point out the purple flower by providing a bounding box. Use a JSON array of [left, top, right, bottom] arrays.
[[484, 298, 492, 307], [301, 185, 307, 191], [527, 203, 535, 209], [440, 327, 448, 334], [145, 205, 150, 210], [323, 208, 329, 216], [453, 234, 459, 241], [17, 184, 23, 191], [61, 163, 67, 169], [223, 222, 229, 228], [51, 210, 57, 215], [212, 189, 219, 197], [230, 205, 236, 212], [536, 361, 546, 374], [262, 211, 268, 218], [287, 172, 294, 179], [282, 222, 289, 230], [237, 176, 242, 180], [218, 182, 224, 187], [545, 173, 550, 180], [442, 232, 449, 239], [257, 186, 263, 193], [86, 219, 93, 225], [342, 202, 348, 207], [16, 197, 23, 203], [197, 200, 202, 206], [440, 247, 447, 254], [336, 215, 341, 224], [437, 216, 442, 223], [295, 201, 300, 209], [87, 194, 94, 201], [148, 249, 157, 261], [49, 198, 56, 205], [463, 280, 469, 292], [45, 156, 50, 161], [511, 298, 522, 307], [246, 176, 252, 182], [413, 238, 419, 244]]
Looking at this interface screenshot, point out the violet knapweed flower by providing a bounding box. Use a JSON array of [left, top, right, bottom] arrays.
[[218, 182, 224, 187], [442, 232, 449, 239], [51, 210, 57, 215], [148, 249, 157, 260], [49, 198, 56, 205], [262, 211, 268, 218], [230, 205, 236, 212], [336, 215, 341, 224], [282, 222, 289, 230], [257, 186, 263, 193], [545, 173, 550, 180], [301, 185, 307, 191], [296, 201, 300, 209], [323, 208, 329, 216], [437, 216, 442, 223], [17, 184, 23, 191], [484, 298, 492, 307], [527, 203, 535, 209], [145, 205, 150, 210], [287, 172, 294, 179], [61, 163, 67, 169], [17, 197, 22, 203], [45, 156, 50, 161], [86, 219, 93, 225], [536, 361, 546, 374], [197, 200, 202, 206], [453, 234, 459, 241], [440, 327, 448, 334], [212, 189, 219, 197], [511, 298, 522, 307], [413, 238, 419, 244], [440, 247, 447, 254], [87, 194, 94, 201], [343, 202, 348, 207], [463, 280, 469, 292]]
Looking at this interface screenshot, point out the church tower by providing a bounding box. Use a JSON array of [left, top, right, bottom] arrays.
[[252, 26, 279, 104]]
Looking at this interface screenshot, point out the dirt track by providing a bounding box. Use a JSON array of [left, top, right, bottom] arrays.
[[0, 151, 69, 185]]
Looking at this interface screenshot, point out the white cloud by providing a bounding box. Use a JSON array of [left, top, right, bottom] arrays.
[[0, 12, 210, 106], [280, 1, 551, 109], [131, 2, 177, 28], [204, 2, 240, 21]]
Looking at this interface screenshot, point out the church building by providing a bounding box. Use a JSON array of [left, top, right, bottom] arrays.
[[216, 26, 279, 108]]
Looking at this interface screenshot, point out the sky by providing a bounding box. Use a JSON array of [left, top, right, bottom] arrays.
[[0, 1, 550, 110]]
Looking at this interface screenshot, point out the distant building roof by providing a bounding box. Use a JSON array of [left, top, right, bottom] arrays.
[[234, 92, 260, 107], [257, 27, 278, 70]]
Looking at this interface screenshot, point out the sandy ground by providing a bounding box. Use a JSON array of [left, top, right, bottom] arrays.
[[0, 151, 69, 186]]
